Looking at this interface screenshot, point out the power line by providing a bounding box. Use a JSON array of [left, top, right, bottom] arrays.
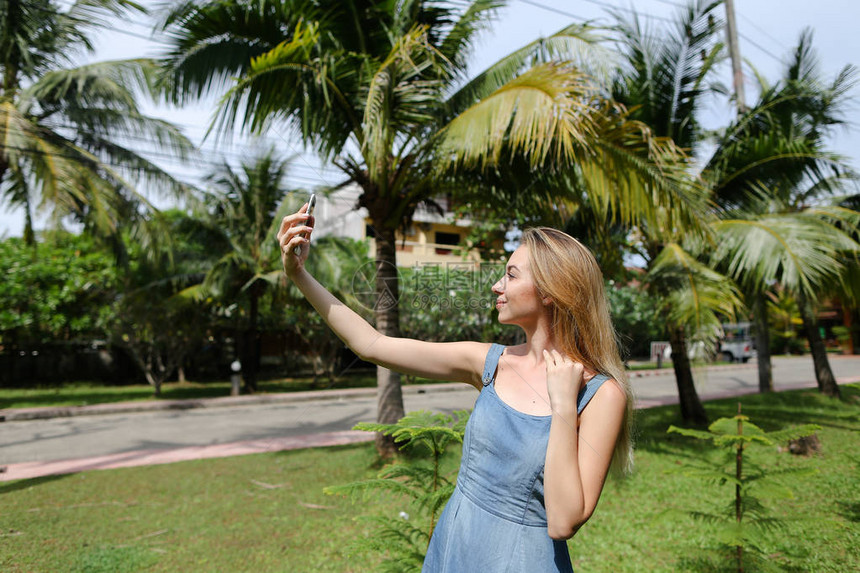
[[518, 0, 785, 68], [8, 136, 399, 216], [738, 31, 783, 65], [737, 12, 788, 52], [3, 135, 394, 216], [648, 0, 686, 8], [4, 118, 341, 177], [576, 0, 675, 24], [517, 0, 591, 22], [29, 0, 171, 45], [1, 133, 358, 202]]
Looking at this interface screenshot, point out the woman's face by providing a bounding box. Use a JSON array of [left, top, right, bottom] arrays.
[[491, 246, 545, 326]]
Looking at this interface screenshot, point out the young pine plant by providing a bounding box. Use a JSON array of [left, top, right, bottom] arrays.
[[668, 404, 820, 573], [324, 410, 468, 573]]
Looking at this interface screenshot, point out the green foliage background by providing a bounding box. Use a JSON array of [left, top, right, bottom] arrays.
[[0, 234, 119, 345]]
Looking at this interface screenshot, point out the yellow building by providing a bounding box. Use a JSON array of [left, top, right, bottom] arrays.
[[313, 186, 506, 267]]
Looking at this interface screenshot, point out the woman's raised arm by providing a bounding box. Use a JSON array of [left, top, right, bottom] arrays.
[[277, 206, 488, 388]]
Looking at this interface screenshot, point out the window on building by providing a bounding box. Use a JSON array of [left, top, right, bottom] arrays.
[[435, 231, 460, 255]]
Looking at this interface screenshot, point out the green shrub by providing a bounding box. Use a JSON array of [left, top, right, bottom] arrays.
[[324, 410, 468, 572], [667, 406, 820, 572]]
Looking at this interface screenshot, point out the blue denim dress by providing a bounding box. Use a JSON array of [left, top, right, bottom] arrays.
[[422, 344, 608, 573]]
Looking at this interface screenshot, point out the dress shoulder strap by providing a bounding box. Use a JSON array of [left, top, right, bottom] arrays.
[[481, 343, 506, 387], [577, 374, 609, 414]]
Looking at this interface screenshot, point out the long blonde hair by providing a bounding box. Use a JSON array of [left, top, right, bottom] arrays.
[[522, 227, 634, 475]]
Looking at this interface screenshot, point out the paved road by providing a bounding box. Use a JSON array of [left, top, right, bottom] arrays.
[[1, 355, 857, 478]]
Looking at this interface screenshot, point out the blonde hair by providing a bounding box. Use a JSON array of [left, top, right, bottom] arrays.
[[522, 227, 634, 475]]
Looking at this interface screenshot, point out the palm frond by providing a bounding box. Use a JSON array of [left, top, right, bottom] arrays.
[[437, 62, 600, 169], [362, 26, 445, 182], [155, 0, 318, 103], [583, 110, 709, 232], [648, 242, 744, 337], [212, 21, 361, 156], [438, 0, 504, 76], [713, 210, 860, 296], [445, 23, 615, 118], [609, 0, 724, 147]]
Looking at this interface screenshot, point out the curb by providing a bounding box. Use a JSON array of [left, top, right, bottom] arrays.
[[1, 359, 852, 423], [0, 382, 467, 422], [627, 362, 757, 378]]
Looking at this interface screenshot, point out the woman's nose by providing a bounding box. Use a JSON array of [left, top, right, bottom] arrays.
[[491, 277, 505, 294]]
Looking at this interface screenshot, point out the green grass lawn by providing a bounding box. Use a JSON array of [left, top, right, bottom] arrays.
[[2, 387, 858, 572]]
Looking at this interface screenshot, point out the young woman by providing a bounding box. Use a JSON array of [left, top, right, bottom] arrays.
[[277, 203, 632, 573]]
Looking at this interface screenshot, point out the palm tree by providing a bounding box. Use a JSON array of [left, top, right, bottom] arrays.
[[608, 0, 729, 423], [713, 205, 859, 398], [197, 148, 294, 392], [707, 31, 860, 397], [0, 0, 191, 253], [646, 241, 744, 422], [158, 0, 703, 452]]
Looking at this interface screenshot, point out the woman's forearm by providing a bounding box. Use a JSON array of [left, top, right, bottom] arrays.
[[544, 406, 588, 540], [290, 268, 382, 360]]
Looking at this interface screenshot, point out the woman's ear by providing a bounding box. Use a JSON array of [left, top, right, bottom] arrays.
[[542, 296, 553, 306]]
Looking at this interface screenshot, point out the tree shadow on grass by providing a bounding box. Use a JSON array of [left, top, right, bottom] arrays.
[[704, 385, 860, 432], [0, 472, 70, 495], [634, 385, 860, 458], [632, 406, 717, 462], [676, 551, 809, 573], [837, 500, 860, 523]]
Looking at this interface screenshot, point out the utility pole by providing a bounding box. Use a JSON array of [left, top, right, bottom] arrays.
[[724, 0, 747, 114]]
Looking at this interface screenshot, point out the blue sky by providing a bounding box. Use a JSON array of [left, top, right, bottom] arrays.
[[2, 0, 858, 237]]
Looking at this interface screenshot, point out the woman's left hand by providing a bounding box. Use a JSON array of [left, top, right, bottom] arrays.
[[543, 349, 585, 413]]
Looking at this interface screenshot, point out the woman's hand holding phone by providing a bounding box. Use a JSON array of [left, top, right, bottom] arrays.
[[277, 196, 315, 278], [294, 194, 316, 255]]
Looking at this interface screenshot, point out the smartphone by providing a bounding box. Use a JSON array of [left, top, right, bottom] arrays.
[[294, 193, 316, 255]]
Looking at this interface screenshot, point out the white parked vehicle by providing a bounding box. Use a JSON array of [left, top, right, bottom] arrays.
[[652, 322, 757, 365], [718, 322, 757, 363]]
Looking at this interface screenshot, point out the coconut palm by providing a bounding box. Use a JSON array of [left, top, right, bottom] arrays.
[[607, 0, 730, 423], [713, 203, 859, 397], [0, 0, 193, 255], [194, 148, 296, 392], [158, 0, 703, 452], [707, 31, 860, 397], [646, 241, 744, 421]]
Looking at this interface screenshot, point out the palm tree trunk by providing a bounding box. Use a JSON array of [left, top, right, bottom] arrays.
[[374, 225, 405, 458], [841, 301, 855, 355], [669, 325, 708, 424], [1, 0, 22, 98], [241, 293, 260, 393], [797, 290, 841, 397], [753, 293, 773, 392], [142, 353, 163, 397]]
